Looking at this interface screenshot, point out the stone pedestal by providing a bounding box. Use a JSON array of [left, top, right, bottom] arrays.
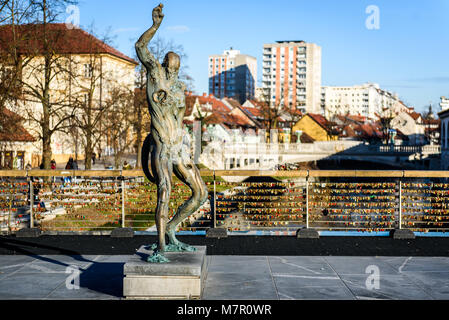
[[296, 228, 320, 239], [390, 229, 416, 239], [206, 227, 228, 238], [123, 245, 207, 300], [16, 228, 41, 238], [111, 227, 134, 238]]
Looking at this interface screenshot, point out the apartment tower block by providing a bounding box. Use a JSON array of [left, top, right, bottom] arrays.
[[262, 41, 322, 114], [208, 49, 257, 104]]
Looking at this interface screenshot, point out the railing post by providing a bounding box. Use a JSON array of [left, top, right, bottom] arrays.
[[306, 176, 309, 229], [399, 180, 402, 230], [121, 174, 125, 228], [213, 169, 216, 229], [29, 179, 34, 229]]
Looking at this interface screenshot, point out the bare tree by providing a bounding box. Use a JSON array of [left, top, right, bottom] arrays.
[[131, 63, 150, 169], [0, 0, 79, 169], [104, 86, 134, 169], [0, 0, 36, 131], [257, 89, 285, 142], [67, 25, 121, 169]]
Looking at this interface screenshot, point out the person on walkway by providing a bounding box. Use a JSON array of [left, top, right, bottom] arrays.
[[65, 157, 74, 170], [123, 161, 132, 170]]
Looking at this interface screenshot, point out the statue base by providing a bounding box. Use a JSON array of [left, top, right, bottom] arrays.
[[123, 245, 207, 299]]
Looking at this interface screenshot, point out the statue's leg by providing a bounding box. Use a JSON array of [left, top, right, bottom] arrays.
[[148, 148, 173, 262], [166, 160, 208, 252]]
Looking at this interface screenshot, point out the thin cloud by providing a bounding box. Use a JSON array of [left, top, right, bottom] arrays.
[[165, 25, 190, 33]]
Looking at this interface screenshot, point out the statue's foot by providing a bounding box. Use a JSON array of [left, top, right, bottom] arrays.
[[166, 228, 197, 252], [144, 243, 170, 263], [165, 241, 197, 252], [147, 251, 170, 263], [145, 243, 158, 251]]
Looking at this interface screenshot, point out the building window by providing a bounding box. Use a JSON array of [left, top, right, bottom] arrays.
[[84, 63, 93, 78]]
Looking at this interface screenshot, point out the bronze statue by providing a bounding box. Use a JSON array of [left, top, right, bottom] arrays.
[[136, 3, 208, 263]]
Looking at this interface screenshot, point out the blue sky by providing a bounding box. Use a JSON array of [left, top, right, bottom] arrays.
[[73, 0, 449, 114]]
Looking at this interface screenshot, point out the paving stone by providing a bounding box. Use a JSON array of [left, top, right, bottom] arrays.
[[203, 271, 278, 300], [208, 256, 271, 274], [400, 271, 449, 292], [91, 255, 133, 263], [268, 256, 336, 275], [277, 285, 356, 300], [383, 257, 449, 273], [273, 273, 342, 288], [46, 273, 123, 299], [325, 256, 400, 275], [0, 273, 67, 299], [16, 255, 97, 273], [339, 274, 434, 300]]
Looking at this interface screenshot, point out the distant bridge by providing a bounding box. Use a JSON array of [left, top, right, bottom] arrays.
[[200, 141, 441, 170]]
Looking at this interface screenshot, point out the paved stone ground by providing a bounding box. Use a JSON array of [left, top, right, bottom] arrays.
[[1, 254, 449, 300]]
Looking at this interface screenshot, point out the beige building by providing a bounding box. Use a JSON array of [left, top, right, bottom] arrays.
[[262, 41, 322, 114], [390, 111, 426, 145], [1, 23, 137, 167], [208, 49, 257, 104]]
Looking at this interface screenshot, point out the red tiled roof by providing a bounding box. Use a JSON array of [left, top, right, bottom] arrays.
[[0, 108, 35, 142], [223, 98, 241, 109], [0, 23, 137, 65], [204, 110, 252, 127], [423, 119, 440, 125], [307, 113, 333, 132], [184, 94, 254, 128], [242, 106, 262, 118], [356, 123, 383, 139], [409, 112, 422, 121], [197, 95, 231, 113], [347, 115, 367, 123], [339, 125, 357, 138]]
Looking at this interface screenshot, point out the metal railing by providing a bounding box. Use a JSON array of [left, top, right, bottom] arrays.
[[0, 169, 449, 235]]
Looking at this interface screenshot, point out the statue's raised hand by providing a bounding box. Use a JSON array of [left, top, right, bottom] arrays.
[[152, 3, 164, 26]]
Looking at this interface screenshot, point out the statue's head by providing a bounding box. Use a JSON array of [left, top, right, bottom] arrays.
[[162, 51, 180, 77]]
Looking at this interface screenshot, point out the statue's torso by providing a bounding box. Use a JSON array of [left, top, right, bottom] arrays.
[[146, 70, 186, 148]]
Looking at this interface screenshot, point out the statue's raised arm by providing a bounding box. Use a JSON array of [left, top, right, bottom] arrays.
[[135, 3, 164, 71]]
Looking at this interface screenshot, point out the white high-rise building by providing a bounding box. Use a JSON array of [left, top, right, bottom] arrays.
[[262, 41, 322, 114]]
